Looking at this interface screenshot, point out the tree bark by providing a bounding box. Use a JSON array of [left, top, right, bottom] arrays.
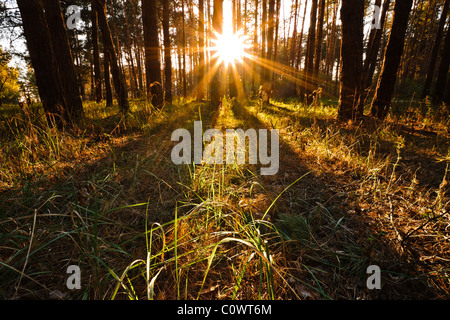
[[42, 0, 84, 123], [303, 0, 317, 100], [266, 0, 276, 84], [197, 0, 206, 101], [314, 0, 325, 75], [91, 0, 103, 103], [433, 18, 450, 104], [421, 0, 450, 99], [370, 0, 414, 120], [142, 0, 163, 108], [104, 48, 113, 107], [17, 0, 69, 128], [337, 0, 364, 122], [162, 0, 173, 104], [210, 0, 224, 108], [95, 0, 130, 113]]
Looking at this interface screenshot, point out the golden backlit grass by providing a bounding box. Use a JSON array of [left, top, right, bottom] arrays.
[[0, 97, 448, 300]]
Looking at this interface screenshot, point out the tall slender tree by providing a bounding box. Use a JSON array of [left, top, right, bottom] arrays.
[[314, 0, 325, 75], [303, 0, 317, 99], [210, 0, 224, 108], [142, 0, 163, 107], [370, 0, 414, 120], [17, 0, 83, 128], [162, 0, 173, 104], [433, 18, 450, 104], [91, 0, 103, 103], [337, 0, 364, 121], [421, 0, 450, 99], [197, 0, 206, 101], [42, 0, 84, 123], [95, 0, 130, 113]]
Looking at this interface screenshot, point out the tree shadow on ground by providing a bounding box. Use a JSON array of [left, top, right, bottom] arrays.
[[231, 100, 447, 299], [0, 101, 220, 299]]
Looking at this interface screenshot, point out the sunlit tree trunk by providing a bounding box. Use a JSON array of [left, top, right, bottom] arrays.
[[303, 0, 317, 101], [210, 0, 224, 108], [197, 0, 206, 101], [359, 0, 391, 110], [314, 0, 325, 76]]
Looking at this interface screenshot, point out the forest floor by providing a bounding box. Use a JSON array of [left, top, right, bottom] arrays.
[[0, 97, 449, 300]]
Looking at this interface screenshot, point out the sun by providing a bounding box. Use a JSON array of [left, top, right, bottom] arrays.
[[210, 29, 249, 66]]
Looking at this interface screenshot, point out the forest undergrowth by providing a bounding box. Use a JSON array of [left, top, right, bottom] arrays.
[[0, 97, 448, 300]]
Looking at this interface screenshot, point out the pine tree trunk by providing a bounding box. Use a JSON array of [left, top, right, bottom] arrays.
[[142, 0, 163, 108], [359, 0, 391, 109], [104, 48, 113, 107], [433, 19, 450, 104], [314, 0, 325, 76], [304, 0, 317, 100], [337, 0, 364, 122], [370, 0, 414, 120], [162, 0, 173, 105], [261, 0, 267, 81], [181, 0, 188, 99], [96, 0, 129, 113], [42, 0, 84, 123], [266, 0, 276, 84], [251, 0, 259, 93], [421, 0, 450, 99], [197, 0, 206, 101], [210, 0, 224, 108], [91, 0, 103, 103], [17, 0, 69, 128]]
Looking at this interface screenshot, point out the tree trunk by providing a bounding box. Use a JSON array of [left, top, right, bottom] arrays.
[[197, 0, 206, 101], [433, 18, 450, 104], [104, 48, 113, 107], [17, 0, 69, 128], [42, 0, 84, 123], [314, 0, 325, 75], [421, 0, 450, 99], [162, 0, 173, 105], [359, 0, 391, 109], [91, 0, 103, 103], [210, 0, 224, 108], [304, 0, 317, 100], [142, 0, 163, 108], [266, 0, 276, 84], [337, 0, 364, 122], [251, 0, 259, 93], [370, 0, 414, 120], [181, 0, 188, 99], [261, 0, 267, 81], [95, 0, 130, 113]]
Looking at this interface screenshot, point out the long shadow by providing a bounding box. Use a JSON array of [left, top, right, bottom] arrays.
[[264, 102, 449, 191], [0, 101, 220, 299], [231, 100, 445, 299]]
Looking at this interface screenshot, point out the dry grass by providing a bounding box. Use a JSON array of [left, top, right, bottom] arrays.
[[0, 97, 448, 300]]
